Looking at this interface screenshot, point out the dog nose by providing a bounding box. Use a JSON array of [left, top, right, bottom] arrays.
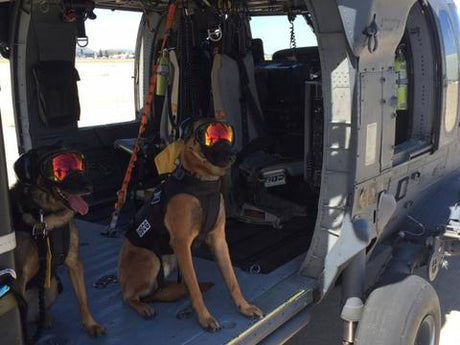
[[219, 152, 236, 167]]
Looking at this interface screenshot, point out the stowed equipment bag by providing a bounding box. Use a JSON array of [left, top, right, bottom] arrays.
[[32, 60, 80, 128]]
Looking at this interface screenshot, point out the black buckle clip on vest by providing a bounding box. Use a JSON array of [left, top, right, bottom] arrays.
[[173, 164, 186, 180], [32, 210, 47, 238]]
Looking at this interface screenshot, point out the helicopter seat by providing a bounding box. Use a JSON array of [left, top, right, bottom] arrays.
[[211, 45, 320, 227]]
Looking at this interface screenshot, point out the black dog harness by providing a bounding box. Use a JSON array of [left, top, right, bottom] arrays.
[[10, 184, 71, 341], [10, 185, 71, 277], [125, 166, 221, 284]]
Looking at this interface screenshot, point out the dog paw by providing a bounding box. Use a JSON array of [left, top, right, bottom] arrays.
[[238, 303, 264, 320], [127, 299, 156, 319], [139, 305, 156, 319], [199, 315, 221, 332], [85, 323, 106, 337]]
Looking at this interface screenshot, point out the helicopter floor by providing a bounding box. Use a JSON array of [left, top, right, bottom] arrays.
[[34, 220, 315, 345]]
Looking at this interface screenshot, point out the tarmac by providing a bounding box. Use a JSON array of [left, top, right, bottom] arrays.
[[287, 257, 460, 344]]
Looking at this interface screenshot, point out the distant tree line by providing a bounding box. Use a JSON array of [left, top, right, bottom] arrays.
[[76, 47, 134, 58]]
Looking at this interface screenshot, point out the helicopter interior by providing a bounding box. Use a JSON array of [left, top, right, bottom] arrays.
[[0, 0, 438, 274]]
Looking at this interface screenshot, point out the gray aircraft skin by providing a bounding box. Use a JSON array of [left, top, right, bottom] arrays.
[[0, 0, 460, 344]]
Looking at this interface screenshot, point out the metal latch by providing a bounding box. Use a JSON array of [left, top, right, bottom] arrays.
[[444, 220, 460, 240], [439, 219, 460, 258]]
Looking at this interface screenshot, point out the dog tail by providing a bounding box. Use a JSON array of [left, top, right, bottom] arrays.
[[141, 282, 214, 303]]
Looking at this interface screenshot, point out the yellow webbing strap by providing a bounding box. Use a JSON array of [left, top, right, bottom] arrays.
[[45, 237, 52, 288], [154, 140, 184, 175]]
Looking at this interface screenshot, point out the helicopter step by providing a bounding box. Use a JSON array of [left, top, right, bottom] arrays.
[[443, 218, 460, 256]]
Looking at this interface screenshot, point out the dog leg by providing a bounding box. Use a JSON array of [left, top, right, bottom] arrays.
[[166, 195, 221, 331], [118, 240, 160, 319], [65, 223, 105, 337], [173, 240, 221, 331], [15, 233, 40, 294], [142, 281, 214, 303], [207, 198, 264, 320], [42, 276, 59, 328], [65, 257, 105, 336], [43, 209, 75, 230], [208, 233, 263, 319]]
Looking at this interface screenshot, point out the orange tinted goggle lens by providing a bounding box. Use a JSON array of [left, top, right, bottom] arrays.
[[50, 153, 84, 181], [203, 122, 234, 147]]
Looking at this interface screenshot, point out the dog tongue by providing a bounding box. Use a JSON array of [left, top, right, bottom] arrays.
[[67, 194, 89, 215]]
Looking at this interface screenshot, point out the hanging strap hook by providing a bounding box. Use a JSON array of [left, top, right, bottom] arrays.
[[77, 36, 89, 48], [363, 14, 379, 53], [207, 24, 223, 42]]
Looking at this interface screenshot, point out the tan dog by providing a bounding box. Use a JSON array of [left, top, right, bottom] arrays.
[[118, 119, 263, 331], [11, 147, 104, 337]]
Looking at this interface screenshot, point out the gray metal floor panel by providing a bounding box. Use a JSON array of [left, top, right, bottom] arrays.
[[35, 220, 312, 345]]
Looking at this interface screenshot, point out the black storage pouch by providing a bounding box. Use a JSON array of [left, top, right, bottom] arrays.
[[33, 60, 80, 128]]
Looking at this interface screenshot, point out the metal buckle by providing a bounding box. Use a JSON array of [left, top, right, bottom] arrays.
[[32, 210, 47, 238], [32, 225, 47, 238], [173, 165, 185, 180]]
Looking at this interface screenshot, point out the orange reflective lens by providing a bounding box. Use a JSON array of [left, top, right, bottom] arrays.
[[43, 152, 85, 182], [203, 122, 234, 147]]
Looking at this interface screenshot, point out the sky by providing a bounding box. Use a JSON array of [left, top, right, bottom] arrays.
[[84, 9, 142, 51], [250, 16, 317, 54], [84, 9, 317, 54]]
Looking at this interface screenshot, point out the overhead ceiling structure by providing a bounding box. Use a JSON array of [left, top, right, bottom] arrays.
[[93, 0, 309, 15]]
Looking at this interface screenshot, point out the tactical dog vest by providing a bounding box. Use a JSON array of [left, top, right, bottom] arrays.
[[125, 166, 221, 258]]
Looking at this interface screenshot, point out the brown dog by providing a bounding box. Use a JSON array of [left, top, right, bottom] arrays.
[[11, 146, 104, 337], [118, 119, 263, 331]]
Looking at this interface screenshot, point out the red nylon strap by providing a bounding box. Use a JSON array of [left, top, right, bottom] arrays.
[[109, 1, 177, 230]]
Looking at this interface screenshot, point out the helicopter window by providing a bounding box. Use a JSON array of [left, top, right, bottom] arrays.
[[249, 15, 317, 60], [438, 9, 459, 134], [248, 15, 320, 141], [393, 2, 437, 165], [75, 9, 141, 128]]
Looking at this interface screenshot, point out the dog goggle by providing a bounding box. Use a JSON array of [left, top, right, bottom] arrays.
[[195, 121, 235, 147], [41, 152, 85, 182]]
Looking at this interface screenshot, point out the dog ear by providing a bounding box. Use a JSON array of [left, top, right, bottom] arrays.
[[14, 149, 39, 183], [179, 117, 194, 141]]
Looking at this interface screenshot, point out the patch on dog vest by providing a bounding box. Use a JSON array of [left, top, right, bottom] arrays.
[[150, 188, 162, 205], [136, 219, 151, 238]]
